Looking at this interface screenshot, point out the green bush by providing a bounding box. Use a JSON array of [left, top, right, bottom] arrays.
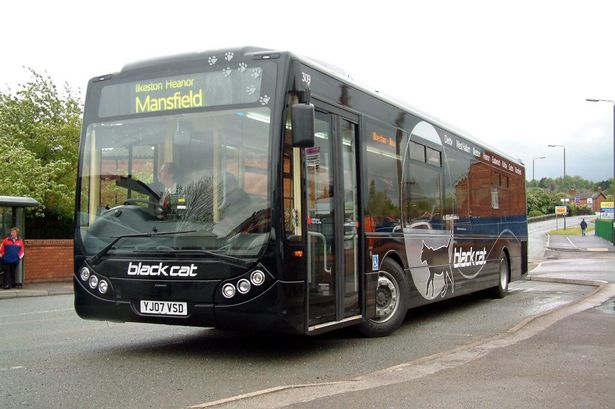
[[528, 210, 544, 217], [568, 204, 593, 216]]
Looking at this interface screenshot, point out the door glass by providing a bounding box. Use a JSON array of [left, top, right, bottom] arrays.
[[307, 112, 336, 324], [341, 119, 359, 316]]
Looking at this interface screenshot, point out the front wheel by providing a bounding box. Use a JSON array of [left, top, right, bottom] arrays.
[[490, 252, 510, 299], [358, 259, 408, 337]]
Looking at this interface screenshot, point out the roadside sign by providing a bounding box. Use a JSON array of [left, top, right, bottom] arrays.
[[555, 206, 567, 216], [600, 201, 614, 219]]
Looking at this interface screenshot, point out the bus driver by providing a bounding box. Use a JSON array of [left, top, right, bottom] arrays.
[[158, 162, 181, 212]]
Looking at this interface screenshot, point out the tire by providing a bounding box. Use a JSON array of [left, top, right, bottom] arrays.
[[358, 258, 408, 337], [490, 252, 510, 299]]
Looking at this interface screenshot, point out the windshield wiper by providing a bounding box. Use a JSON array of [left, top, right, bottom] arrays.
[[171, 249, 254, 267], [132, 247, 254, 268], [90, 230, 196, 264]]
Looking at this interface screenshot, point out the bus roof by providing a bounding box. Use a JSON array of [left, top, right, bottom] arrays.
[[292, 52, 524, 167], [112, 47, 524, 168], [119, 46, 273, 74]]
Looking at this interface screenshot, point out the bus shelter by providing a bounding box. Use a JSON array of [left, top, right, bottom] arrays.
[[0, 196, 39, 285]]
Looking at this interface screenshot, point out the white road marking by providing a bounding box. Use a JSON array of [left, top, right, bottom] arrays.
[[0, 366, 25, 371]]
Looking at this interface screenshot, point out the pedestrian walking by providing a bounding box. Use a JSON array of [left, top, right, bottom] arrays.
[[580, 218, 588, 237], [0, 227, 25, 289]]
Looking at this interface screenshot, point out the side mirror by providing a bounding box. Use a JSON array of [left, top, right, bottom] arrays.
[[291, 103, 315, 147]]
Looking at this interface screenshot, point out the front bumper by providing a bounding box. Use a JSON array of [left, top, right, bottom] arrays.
[[73, 276, 305, 333]]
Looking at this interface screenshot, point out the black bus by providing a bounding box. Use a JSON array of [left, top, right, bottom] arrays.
[[74, 47, 528, 336]]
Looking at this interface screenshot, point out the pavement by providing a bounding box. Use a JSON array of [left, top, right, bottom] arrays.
[[263, 285, 615, 409], [547, 232, 615, 252], [0, 280, 73, 299]]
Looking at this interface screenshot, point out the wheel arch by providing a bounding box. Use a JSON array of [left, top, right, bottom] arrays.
[[380, 249, 411, 294]]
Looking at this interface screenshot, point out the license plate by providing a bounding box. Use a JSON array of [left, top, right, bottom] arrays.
[[140, 300, 187, 316]]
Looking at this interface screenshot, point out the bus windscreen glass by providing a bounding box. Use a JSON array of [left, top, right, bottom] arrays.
[[78, 106, 272, 259]]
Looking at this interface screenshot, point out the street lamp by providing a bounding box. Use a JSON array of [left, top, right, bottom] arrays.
[[547, 144, 566, 180], [548, 144, 567, 229], [586, 98, 615, 199], [532, 156, 546, 181]]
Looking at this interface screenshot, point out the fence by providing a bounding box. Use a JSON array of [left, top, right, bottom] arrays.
[[595, 219, 614, 243]]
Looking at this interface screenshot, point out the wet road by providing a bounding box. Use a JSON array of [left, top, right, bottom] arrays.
[[528, 215, 595, 264], [0, 279, 593, 409], [1, 219, 609, 409]]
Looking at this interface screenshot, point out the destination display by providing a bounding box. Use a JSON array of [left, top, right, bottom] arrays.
[[98, 66, 264, 117], [367, 123, 524, 178], [443, 133, 524, 177]]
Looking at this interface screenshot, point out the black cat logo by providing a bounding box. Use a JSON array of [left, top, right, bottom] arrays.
[[420, 239, 454, 297]]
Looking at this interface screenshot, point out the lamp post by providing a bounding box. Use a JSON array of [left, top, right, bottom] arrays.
[[532, 156, 546, 181], [547, 144, 566, 180], [586, 98, 615, 245], [548, 144, 567, 229]]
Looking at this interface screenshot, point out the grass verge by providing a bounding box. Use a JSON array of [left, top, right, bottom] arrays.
[[549, 226, 595, 236]]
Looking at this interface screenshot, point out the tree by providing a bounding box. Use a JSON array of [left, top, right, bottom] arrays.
[[0, 69, 82, 236], [526, 187, 565, 216], [0, 135, 57, 210], [594, 178, 614, 197]]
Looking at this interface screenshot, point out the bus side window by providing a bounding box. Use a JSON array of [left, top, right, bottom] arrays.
[[444, 149, 470, 219], [364, 123, 402, 233], [403, 154, 443, 229]]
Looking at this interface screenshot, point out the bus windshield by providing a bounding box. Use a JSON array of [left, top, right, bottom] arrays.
[[78, 106, 272, 259]]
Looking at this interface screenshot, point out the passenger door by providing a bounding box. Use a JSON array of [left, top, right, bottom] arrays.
[[306, 109, 360, 329]]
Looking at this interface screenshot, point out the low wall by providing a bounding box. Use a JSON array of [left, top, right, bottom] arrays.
[[23, 239, 73, 283], [528, 214, 556, 223]]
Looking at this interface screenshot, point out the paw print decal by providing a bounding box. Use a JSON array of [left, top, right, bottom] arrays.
[[238, 62, 247, 73], [225, 52, 234, 62], [222, 67, 232, 77], [250, 68, 261, 79], [246, 85, 257, 95], [259, 95, 270, 105], [208, 56, 218, 66]]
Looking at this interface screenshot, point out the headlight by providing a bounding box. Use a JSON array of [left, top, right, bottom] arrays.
[[98, 280, 109, 294], [80, 267, 91, 282], [237, 279, 251, 294], [222, 283, 236, 298], [88, 275, 99, 289], [250, 270, 265, 286]]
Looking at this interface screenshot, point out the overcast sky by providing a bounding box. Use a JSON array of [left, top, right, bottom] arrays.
[[3, 0, 614, 182]]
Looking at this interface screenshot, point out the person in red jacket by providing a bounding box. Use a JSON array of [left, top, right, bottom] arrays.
[[0, 227, 25, 289]]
